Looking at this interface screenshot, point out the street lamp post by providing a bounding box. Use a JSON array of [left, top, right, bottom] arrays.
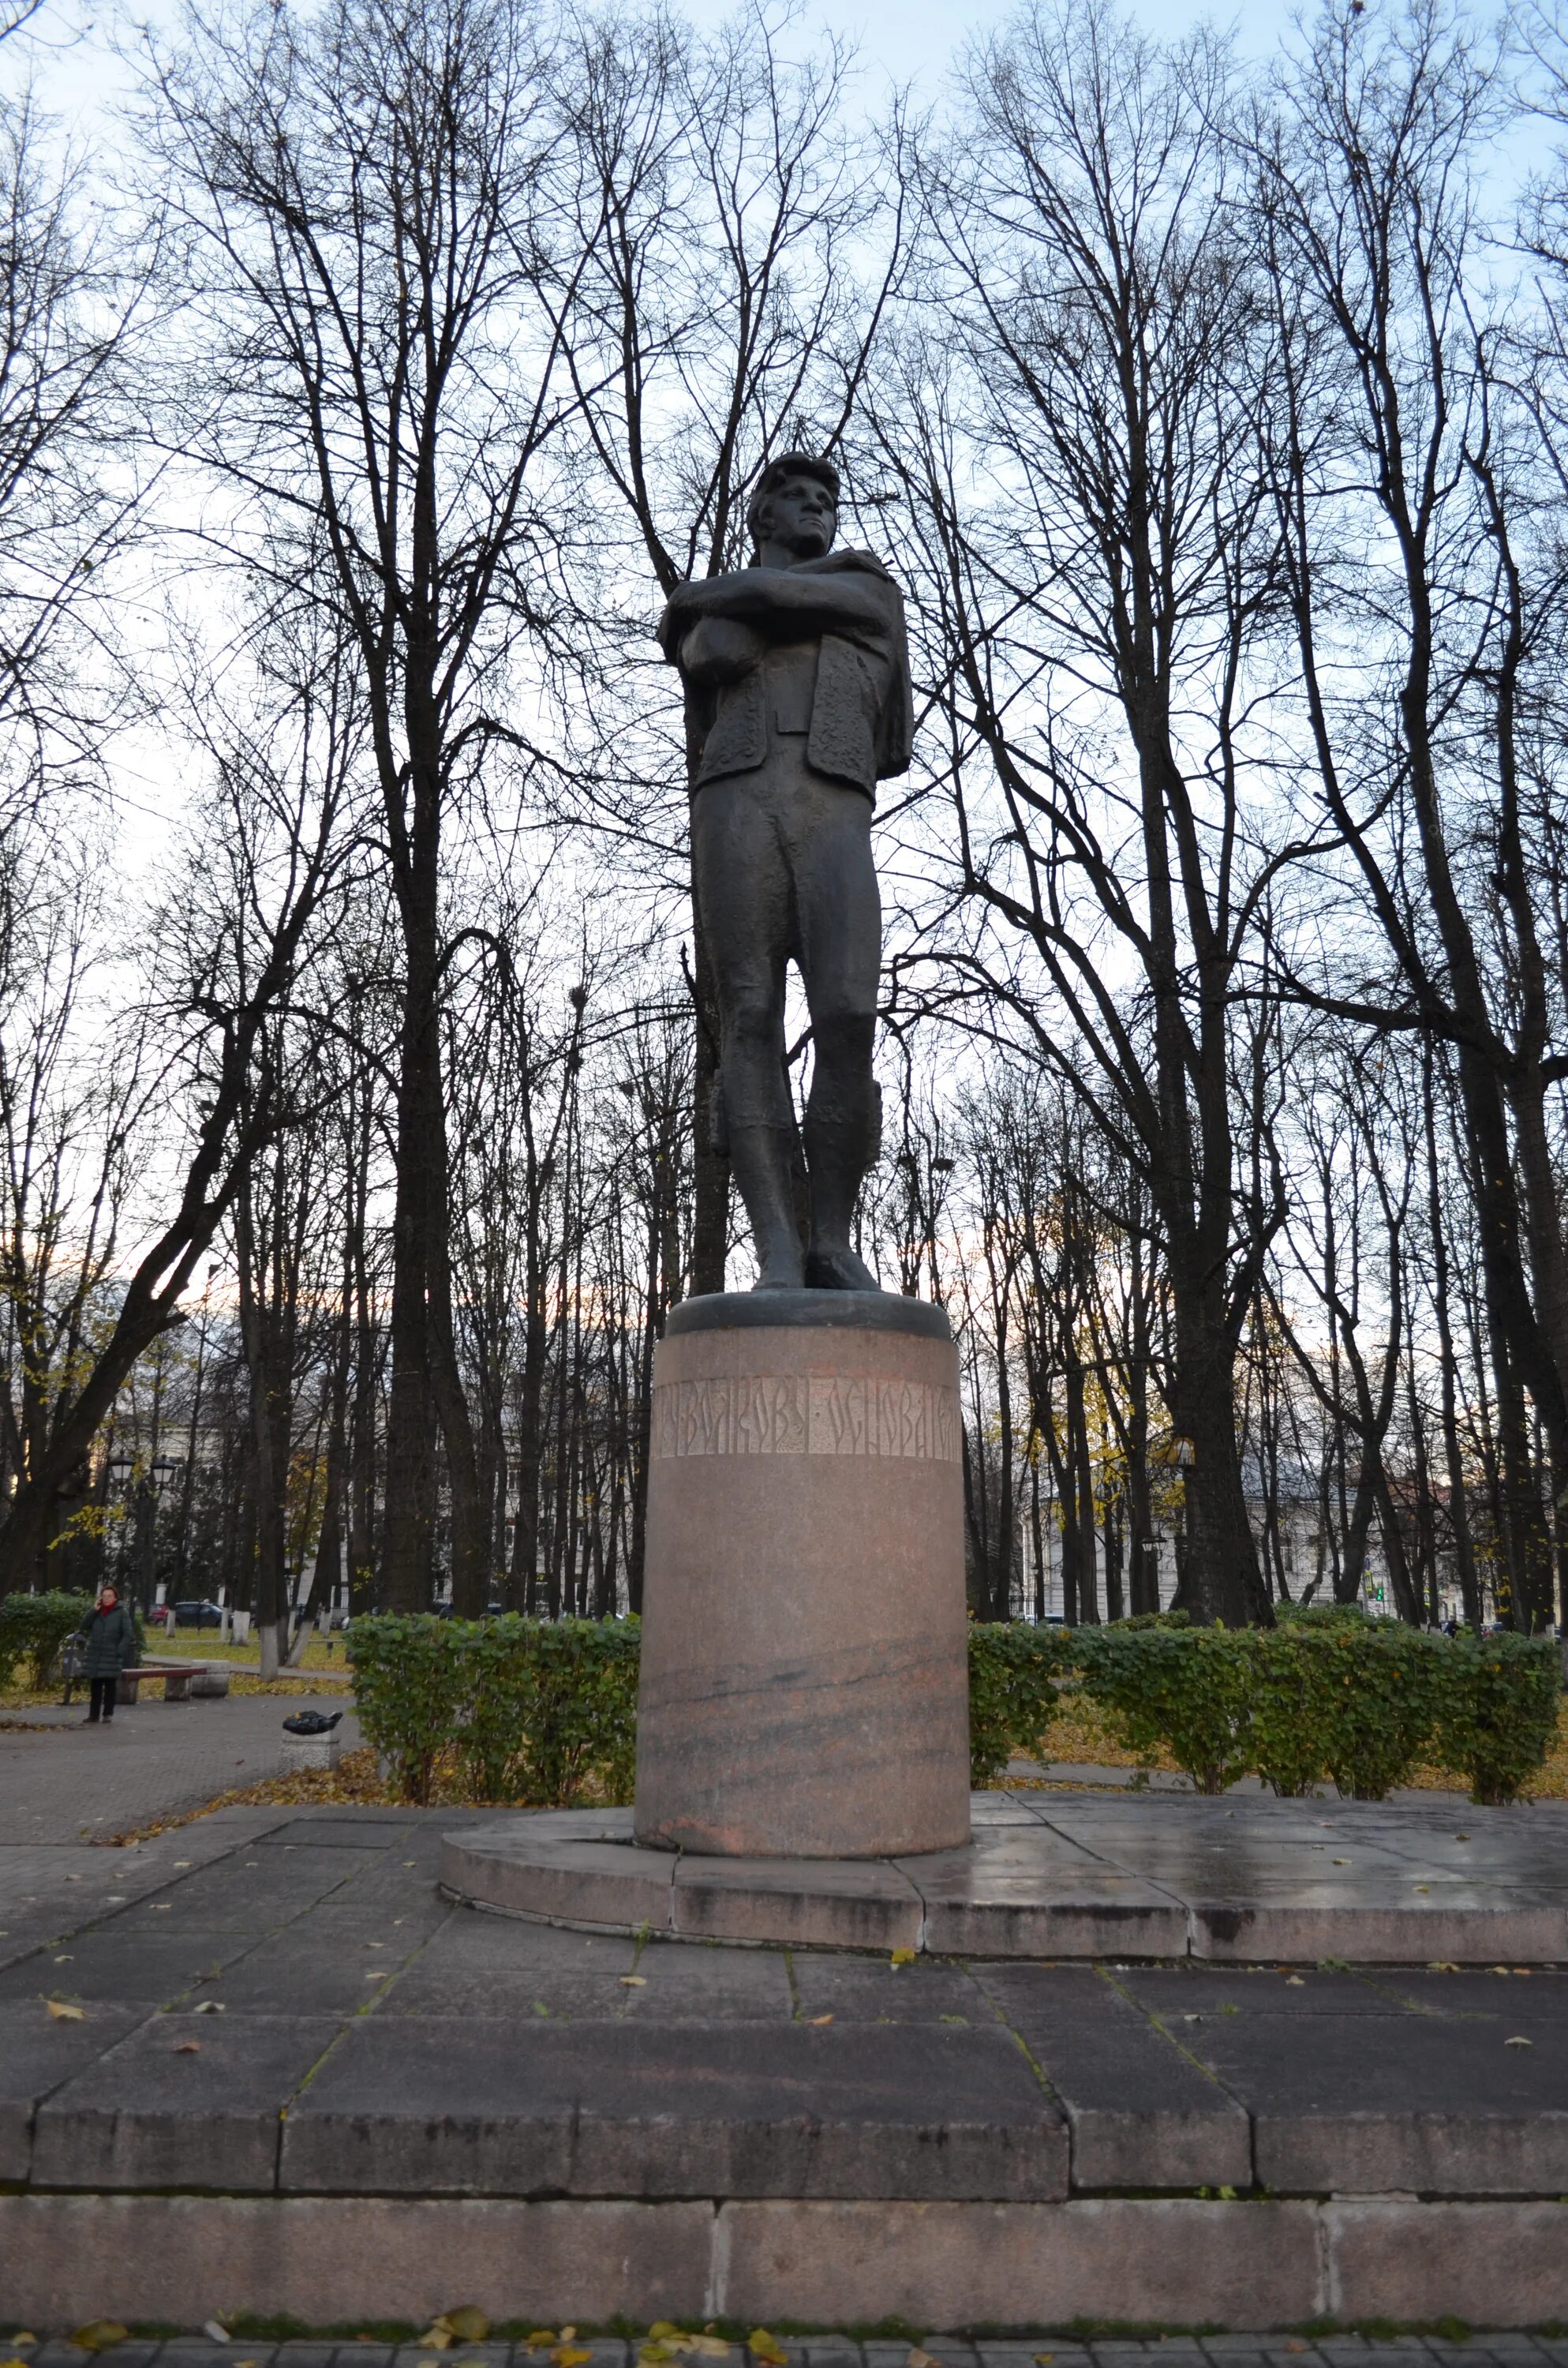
[[104, 1455, 185, 1619]]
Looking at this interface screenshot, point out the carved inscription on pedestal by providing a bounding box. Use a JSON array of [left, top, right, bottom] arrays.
[[652, 1373, 960, 1463]]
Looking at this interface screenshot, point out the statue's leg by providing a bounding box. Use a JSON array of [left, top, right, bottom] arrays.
[[690, 776, 804, 1291], [793, 778, 882, 1291]]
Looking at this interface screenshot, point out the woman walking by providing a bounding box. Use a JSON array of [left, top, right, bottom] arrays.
[[77, 1586, 137, 1723]]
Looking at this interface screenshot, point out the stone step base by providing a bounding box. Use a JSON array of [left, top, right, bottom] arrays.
[[4, 2193, 1567, 2330], [440, 1801, 1568, 1962]]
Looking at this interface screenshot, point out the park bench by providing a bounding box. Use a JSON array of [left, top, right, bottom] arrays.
[[114, 1660, 196, 1705]]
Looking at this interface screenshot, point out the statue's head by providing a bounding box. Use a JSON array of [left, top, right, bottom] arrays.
[[748, 452, 840, 564]]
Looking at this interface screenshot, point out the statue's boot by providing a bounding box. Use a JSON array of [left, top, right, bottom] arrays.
[[803, 1105, 881, 1293], [729, 1121, 806, 1291]]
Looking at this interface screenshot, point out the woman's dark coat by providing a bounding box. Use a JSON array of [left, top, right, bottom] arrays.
[[77, 1603, 137, 1679]]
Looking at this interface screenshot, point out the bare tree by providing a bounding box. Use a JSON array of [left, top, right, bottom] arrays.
[[880, 0, 1299, 1621], [144, 0, 591, 1610]]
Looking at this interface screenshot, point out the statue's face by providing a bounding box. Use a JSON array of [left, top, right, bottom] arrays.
[[759, 472, 836, 559]]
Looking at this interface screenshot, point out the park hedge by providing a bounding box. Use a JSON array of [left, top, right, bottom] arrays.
[[348, 1613, 641, 1807], [348, 1605, 1562, 1810], [0, 1588, 94, 1690]]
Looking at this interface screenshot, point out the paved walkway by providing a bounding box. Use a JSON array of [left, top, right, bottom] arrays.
[[0, 1695, 361, 1844], [9, 2341, 1568, 2368]]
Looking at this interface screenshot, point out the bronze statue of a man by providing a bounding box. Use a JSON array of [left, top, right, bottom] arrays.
[[658, 454, 914, 1292]]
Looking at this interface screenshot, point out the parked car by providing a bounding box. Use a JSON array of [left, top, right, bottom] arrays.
[[172, 1599, 224, 1629], [145, 1603, 170, 1626]]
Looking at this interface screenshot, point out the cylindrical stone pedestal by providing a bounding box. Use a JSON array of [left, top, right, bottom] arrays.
[[634, 1291, 971, 1859]]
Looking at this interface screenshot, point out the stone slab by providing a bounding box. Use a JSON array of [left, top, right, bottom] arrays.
[[975, 1965, 1252, 2191], [279, 2014, 1066, 2201], [1173, 2004, 1568, 2193], [376, 1909, 640, 2017], [1187, 1887, 1568, 1965], [0, 1930, 258, 2005], [1326, 2199, 1568, 2322], [31, 2013, 343, 2190], [673, 1855, 924, 1951], [897, 1830, 1190, 1959], [0, 2000, 148, 2180], [440, 1827, 677, 1928], [788, 1952, 986, 2025], [0, 2193, 715, 2324], [718, 2197, 1326, 2326]]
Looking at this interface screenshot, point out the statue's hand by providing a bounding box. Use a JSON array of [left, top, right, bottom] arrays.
[[679, 615, 766, 685]]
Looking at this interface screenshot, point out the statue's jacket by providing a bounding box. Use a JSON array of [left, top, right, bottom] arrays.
[[659, 552, 915, 804]]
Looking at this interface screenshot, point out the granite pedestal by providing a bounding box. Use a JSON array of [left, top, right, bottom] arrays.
[[632, 1290, 971, 1859]]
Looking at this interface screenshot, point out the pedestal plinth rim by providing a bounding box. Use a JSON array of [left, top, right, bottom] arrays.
[[664, 1289, 951, 1341]]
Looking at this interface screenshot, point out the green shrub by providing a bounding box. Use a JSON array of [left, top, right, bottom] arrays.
[[1252, 1609, 1443, 1800], [475, 1617, 641, 1808], [1247, 1626, 1332, 1796], [1076, 1622, 1254, 1793], [1309, 1621, 1443, 1800], [347, 1615, 458, 1804], [348, 1614, 642, 1808], [967, 1621, 1070, 1785], [0, 1589, 94, 1691], [1431, 1631, 1562, 1806]]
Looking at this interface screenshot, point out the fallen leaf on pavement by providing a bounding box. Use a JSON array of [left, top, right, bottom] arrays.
[[889, 1948, 916, 1968], [1285, 1976, 1304, 1988], [46, 2000, 84, 2021], [1506, 2035, 1534, 2047], [69, 2324, 128, 2352], [807, 2014, 833, 2026], [202, 2322, 231, 2343], [907, 2351, 941, 2368], [687, 2339, 730, 2359], [193, 2000, 226, 2014], [439, 2312, 491, 2344], [172, 2040, 201, 2054], [552, 2350, 591, 2366], [748, 2335, 788, 2367], [619, 1975, 646, 1987], [417, 2336, 452, 2351]]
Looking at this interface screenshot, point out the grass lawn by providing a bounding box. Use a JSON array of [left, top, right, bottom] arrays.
[[150, 1629, 349, 1670]]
